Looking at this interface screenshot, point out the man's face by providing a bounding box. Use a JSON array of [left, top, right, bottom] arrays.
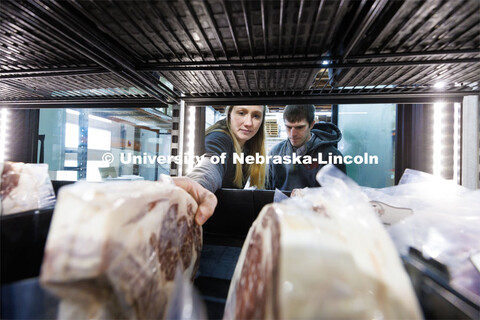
[[285, 119, 314, 148]]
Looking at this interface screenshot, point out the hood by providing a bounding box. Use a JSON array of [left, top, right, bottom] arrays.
[[310, 121, 342, 146]]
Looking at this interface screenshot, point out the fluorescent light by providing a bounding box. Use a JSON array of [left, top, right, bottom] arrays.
[[321, 60, 329, 65], [315, 111, 332, 116], [186, 107, 196, 174], [433, 82, 446, 89], [65, 123, 79, 149], [88, 127, 112, 150], [0, 108, 9, 162], [66, 109, 80, 115], [453, 103, 461, 184], [88, 114, 112, 124], [336, 85, 396, 90], [433, 102, 446, 177], [338, 112, 368, 115]]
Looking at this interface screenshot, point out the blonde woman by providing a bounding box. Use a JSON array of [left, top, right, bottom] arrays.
[[174, 105, 267, 226], [188, 105, 267, 192]]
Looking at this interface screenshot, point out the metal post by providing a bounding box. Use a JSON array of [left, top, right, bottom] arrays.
[[170, 103, 182, 176], [195, 107, 206, 156], [77, 109, 89, 180]]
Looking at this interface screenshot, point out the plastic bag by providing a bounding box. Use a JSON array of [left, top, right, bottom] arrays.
[[361, 169, 471, 209], [370, 169, 480, 300], [273, 188, 288, 202], [0, 161, 56, 215], [164, 267, 207, 320], [40, 179, 202, 319], [224, 164, 422, 319]]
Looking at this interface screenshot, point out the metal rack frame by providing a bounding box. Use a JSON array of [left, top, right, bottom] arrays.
[[0, 0, 478, 107]]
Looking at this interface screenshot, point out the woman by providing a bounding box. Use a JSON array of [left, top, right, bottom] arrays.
[[174, 105, 267, 226], [188, 105, 267, 192]]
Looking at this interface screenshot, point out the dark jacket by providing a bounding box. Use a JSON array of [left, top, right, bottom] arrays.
[[267, 122, 346, 190], [187, 131, 247, 193]]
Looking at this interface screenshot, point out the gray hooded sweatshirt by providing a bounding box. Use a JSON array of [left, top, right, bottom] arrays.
[[267, 122, 346, 190]]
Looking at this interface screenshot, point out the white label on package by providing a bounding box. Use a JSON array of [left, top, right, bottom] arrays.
[[370, 201, 413, 226]]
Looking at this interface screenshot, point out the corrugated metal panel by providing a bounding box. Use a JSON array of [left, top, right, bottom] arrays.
[[0, 0, 478, 105]]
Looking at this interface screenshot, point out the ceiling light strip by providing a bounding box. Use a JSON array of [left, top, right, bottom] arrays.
[[0, 108, 9, 162]]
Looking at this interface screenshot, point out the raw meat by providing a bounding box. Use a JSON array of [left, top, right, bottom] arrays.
[[40, 179, 202, 319], [224, 166, 422, 320], [0, 161, 55, 215]]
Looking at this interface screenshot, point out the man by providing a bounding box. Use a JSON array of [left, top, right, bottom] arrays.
[[267, 105, 346, 190]]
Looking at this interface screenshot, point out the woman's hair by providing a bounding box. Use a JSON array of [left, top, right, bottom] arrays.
[[206, 106, 267, 189]]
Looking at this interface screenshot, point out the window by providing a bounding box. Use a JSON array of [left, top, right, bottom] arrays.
[[38, 108, 172, 182], [337, 104, 396, 188]]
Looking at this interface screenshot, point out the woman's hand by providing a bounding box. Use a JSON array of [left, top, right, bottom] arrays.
[[172, 176, 217, 226]]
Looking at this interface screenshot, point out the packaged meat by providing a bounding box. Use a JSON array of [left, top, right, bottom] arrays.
[[378, 169, 480, 301], [224, 165, 422, 320], [0, 161, 55, 215], [292, 187, 414, 226], [40, 177, 202, 319]]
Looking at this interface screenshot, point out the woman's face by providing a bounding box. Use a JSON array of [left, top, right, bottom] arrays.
[[229, 106, 264, 146]]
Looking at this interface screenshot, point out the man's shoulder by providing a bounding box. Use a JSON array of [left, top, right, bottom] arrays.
[[311, 142, 343, 155], [269, 140, 288, 154]]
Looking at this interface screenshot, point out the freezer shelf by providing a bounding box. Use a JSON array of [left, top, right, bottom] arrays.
[[1, 188, 478, 319]]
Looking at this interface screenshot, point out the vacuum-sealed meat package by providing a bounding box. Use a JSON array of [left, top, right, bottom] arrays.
[[0, 161, 55, 215], [377, 169, 480, 301], [40, 178, 202, 319], [224, 165, 422, 320]]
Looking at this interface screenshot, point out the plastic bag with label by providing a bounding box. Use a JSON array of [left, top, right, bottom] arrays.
[[378, 169, 480, 300]]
